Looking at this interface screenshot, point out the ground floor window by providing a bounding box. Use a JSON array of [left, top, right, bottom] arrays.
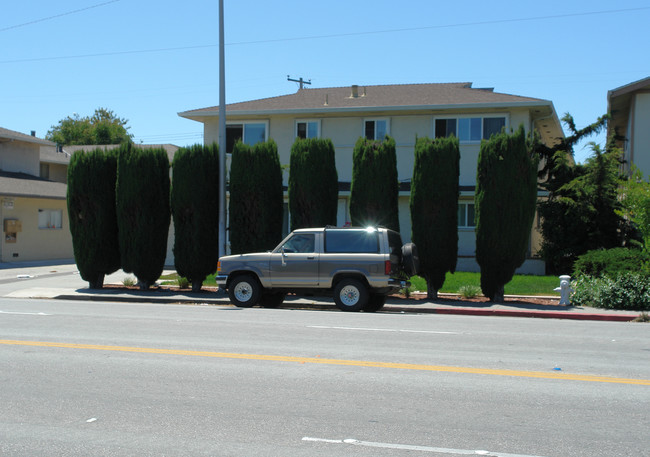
[[39, 209, 62, 229], [458, 202, 475, 228]]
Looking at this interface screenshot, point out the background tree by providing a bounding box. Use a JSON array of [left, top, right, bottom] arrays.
[[46, 108, 133, 145], [288, 138, 338, 231], [349, 136, 400, 232], [475, 125, 538, 302], [538, 140, 626, 274], [171, 143, 220, 292], [67, 147, 120, 289], [410, 136, 460, 298], [116, 144, 170, 289], [229, 140, 283, 254]]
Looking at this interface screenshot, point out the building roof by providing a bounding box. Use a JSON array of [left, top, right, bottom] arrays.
[[40, 144, 180, 164], [607, 76, 650, 141], [0, 171, 67, 200], [179, 82, 553, 119], [0, 127, 54, 147]]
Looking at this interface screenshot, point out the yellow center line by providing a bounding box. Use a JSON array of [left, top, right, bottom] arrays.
[[2, 339, 649, 386]]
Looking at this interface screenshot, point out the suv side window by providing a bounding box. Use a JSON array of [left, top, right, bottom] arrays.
[[282, 234, 315, 253], [325, 230, 379, 253]]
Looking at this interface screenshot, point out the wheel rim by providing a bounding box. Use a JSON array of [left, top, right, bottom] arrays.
[[233, 281, 252, 303], [339, 285, 360, 306]]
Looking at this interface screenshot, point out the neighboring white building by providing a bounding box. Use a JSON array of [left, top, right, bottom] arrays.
[[0, 128, 72, 263], [179, 82, 564, 274], [608, 76, 650, 177]]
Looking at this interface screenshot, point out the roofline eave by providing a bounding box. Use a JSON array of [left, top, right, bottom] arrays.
[[178, 100, 554, 121]]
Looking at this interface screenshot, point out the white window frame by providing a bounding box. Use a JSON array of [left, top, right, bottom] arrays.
[[458, 202, 476, 229], [38, 209, 63, 230], [295, 119, 321, 139], [433, 114, 509, 144], [363, 118, 390, 140]]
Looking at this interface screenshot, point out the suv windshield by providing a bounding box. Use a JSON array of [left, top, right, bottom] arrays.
[[325, 230, 379, 253]]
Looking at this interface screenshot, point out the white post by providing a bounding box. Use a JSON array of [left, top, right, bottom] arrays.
[[554, 275, 573, 305]]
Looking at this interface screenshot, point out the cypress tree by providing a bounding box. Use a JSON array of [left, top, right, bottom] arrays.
[[410, 136, 460, 298], [67, 147, 120, 289], [229, 140, 283, 254], [171, 143, 220, 292], [349, 136, 400, 232], [288, 138, 338, 231], [475, 125, 538, 302], [116, 144, 171, 289]]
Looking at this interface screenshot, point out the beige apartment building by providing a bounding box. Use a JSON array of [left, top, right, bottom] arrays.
[[180, 82, 564, 274]]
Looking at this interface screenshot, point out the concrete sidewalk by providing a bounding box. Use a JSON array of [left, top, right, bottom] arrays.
[[0, 261, 644, 322]]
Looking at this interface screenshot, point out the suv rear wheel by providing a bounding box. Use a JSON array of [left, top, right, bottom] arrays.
[[333, 278, 369, 312], [228, 275, 261, 308]]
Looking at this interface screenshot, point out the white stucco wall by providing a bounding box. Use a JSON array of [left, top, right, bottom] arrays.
[[633, 93, 650, 177]]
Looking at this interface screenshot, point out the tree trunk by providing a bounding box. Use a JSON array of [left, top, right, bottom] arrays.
[[88, 273, 104, 290], [426, 279, 438, 300], [492, 284, 505, 303], [192, 280, 202, 293], [138, 280, 151, 291]]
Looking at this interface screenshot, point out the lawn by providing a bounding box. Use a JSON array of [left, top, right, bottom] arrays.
[[409, 272, 560, 296], [161, 271, 561, 297]]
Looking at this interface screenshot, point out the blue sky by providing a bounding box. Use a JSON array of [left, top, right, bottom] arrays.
[[2, 0, 648, 163]]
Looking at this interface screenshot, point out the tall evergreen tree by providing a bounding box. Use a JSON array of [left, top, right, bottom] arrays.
[[229, 140, 283, 254], [67, 147, 120, 289], [475, 125, 538, 302], [410, 136, 460, 298], [349, 136, 400, 232], [116, 144, 171, 289], [288, 138, 338, 231], [171, 143, 220, 292]]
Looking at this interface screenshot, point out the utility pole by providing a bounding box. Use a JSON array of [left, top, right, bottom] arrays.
[[218, 0, 227, 258], [287, 75, 311, 90]]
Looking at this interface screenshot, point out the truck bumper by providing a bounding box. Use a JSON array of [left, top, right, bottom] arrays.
[[216, 275, 228, 288]]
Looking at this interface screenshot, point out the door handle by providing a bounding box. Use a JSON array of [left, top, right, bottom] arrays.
[[307, 256, 315, 260]]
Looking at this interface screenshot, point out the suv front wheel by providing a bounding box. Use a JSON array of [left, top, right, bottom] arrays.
[[228, 275, 261, 308], [333, 278, 369, 312]]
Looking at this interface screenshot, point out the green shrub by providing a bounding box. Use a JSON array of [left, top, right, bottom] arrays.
[[573, 247, 648, 278], [289, 138, 338, 231], [171, 143, 220, 292], [116, 144, 171, 290], [459, 285, 481, 299], [572, 274, 650, 311], [229, 140, 284, 254], [67, 147, 120, 289]]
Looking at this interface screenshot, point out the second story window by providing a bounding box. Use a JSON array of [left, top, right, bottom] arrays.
[[435, 116, 507, 143], [226, 122, 268, 153], [364, 119, 389, 140], [296, 120, 319, 139]]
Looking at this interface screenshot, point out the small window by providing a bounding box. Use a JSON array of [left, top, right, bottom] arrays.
[[364, 119, 388, 140], [39, 209, 62, 229], [435, 119, 457, 138], [483, 117, 506, 139], [296, 120, 319, 139], [458, 203, 475, 228], [325, 230, 379, 253]]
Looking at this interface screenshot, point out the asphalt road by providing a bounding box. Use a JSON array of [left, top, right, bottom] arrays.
[[1, 298, 649, 456]]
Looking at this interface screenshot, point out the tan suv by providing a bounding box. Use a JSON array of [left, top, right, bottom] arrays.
[[216, 226, 419, 312]]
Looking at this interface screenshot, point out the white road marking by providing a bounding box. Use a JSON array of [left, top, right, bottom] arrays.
[[0, 310, 51, 316], [302, 437, 549, 456], [307, 325, 460, 334]]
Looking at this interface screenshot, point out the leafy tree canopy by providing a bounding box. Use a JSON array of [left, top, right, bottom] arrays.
[[46, 108, 133, 145]]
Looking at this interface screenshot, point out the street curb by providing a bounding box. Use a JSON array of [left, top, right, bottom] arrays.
[[51, 293, 642, 322]]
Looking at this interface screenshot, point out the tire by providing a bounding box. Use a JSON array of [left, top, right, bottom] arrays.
[[259, 292, 286, 308], [363, 293, 386, 312], [402, 243, 420, 277], [333, 278, 369, 312], [228, 275, 261, 308]]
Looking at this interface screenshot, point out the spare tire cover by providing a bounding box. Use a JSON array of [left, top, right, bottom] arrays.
[[401, 243, 420, 276]]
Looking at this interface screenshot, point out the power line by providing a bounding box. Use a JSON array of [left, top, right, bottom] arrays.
[[1, 6, 648, 64], [0, 0, 121, 33]]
